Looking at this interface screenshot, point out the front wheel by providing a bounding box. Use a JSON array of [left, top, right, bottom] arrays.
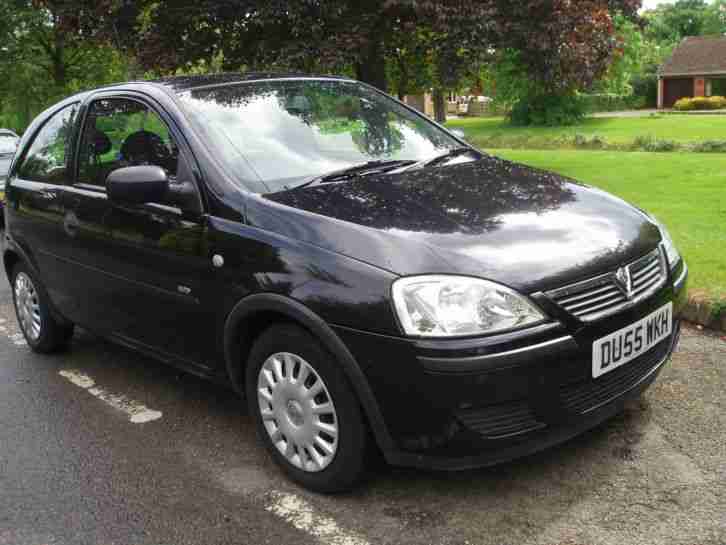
[[11, 263, 73, 353], [246, 324, 369, 493]]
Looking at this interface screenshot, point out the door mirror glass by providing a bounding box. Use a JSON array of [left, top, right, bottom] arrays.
[[106, 166, 169, 205], [450, 128, 467, 141]]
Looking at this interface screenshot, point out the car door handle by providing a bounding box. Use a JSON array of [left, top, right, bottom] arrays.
[[63, 212, 80, 237]]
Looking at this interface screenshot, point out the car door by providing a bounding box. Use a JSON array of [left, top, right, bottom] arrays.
[[6, 103, 80, 318], [65, 95, 215, 370]]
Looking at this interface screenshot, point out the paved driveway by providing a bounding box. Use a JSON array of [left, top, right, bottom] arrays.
[[1, 275, 724, 545], [591, 110, 659, 118]]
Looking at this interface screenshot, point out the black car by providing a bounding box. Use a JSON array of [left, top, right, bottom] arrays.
[[4, 74, 688, 492], [0, 129, 20, 207]]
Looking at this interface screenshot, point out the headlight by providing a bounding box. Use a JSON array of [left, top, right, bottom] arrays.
[[653, 218, 681, 269], [391, 275, 546, 337]]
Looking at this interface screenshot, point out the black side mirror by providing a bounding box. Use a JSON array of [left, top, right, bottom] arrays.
[[106, 166, 169, 205]]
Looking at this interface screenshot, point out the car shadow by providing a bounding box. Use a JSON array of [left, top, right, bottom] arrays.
[[60, 326, 653, 506]]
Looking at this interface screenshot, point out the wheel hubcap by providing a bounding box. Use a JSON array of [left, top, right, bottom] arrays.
[[14, 272, 41, 341], [257, 352, 339, 472]]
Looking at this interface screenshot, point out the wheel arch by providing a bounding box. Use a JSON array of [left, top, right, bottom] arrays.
[[3, 239, 38, 282], [3, 249, 21, 280], [223, 293, 395, 452]]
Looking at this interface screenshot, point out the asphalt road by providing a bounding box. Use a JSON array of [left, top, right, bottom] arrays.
[[1, 274, 725, 545]]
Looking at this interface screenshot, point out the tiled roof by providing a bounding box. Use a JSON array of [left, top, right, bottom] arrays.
[[660, 36, 726, 76]]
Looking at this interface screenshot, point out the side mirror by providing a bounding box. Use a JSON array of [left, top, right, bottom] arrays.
[[450, 128, 467, 141], [106, 166, 169, 205]]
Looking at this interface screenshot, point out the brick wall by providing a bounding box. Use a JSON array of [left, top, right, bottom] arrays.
[[694, 77, 706, 97]]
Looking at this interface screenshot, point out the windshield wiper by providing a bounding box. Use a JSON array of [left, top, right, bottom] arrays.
[[398, 147, 478, 172], [295, 159, 418, 189]]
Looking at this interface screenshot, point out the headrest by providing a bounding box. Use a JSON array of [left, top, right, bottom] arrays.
[[90, 129, 112, 156], [120, 130, 167, 162]]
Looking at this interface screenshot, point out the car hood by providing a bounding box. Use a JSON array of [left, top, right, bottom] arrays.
[[252, 156, 661, 293]]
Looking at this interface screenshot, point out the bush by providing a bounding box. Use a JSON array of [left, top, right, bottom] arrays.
[[674, 96, 726, 111], [632, 135, 679, 152], [631, 71, 659, 109], [579, 93, 647, 113], [509, 93, 585, 126], [690, 140, 726, 153], [574, 133, 607, 149]]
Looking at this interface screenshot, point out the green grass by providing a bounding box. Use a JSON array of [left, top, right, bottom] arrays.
[[488, 149, 726, 299], [448, 115, 726, 149]]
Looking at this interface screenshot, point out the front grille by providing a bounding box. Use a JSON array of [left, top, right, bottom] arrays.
[[457, 401, 545, 439], [546, 248, 667, 322], [560, 334, 672, 414]]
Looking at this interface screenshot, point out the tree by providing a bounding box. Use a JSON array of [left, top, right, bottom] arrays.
[[703, 0, 726, 35], [643, 0, 712, 42], [64, 0, 641, 125], [0, 0, 129, 130]]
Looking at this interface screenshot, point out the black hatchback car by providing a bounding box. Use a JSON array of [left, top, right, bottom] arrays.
[[4, 74, 688, 492]]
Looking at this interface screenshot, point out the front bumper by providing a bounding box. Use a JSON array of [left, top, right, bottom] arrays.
[[334, 261, 688, 470]]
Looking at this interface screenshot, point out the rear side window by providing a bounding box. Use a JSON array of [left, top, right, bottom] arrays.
[[17, 104, 78, 183], [78, 98, 179, 187]]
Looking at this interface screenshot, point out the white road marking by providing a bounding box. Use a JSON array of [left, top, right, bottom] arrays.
[[0, 317, 27, 345], [266, 492, 370, 545], [9, 332, 26, 346], [58, 370, 162, 424]]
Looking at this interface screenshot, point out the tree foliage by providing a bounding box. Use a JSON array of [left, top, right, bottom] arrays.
[[643, 0, 726, 42], [70, 1, 636, 93], [0, 0, 129, 131], [61, 0, 641, 126]]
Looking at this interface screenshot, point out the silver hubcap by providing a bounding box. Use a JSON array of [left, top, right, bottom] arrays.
[[257, 352, 339, 472], [14, 272, 41, 341]]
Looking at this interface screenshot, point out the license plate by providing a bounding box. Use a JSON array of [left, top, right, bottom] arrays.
[[592, 302, 672, 379]]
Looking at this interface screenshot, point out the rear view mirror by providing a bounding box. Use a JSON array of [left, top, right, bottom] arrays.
[[106, 166, 169, 205]]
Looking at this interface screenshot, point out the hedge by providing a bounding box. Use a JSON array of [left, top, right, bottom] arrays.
[[674, 96, 726, 111], [578, 93, 647, 113]]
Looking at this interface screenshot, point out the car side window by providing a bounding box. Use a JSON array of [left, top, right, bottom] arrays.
[[17, 104, 78, 184], [78, 98, 179, 187]]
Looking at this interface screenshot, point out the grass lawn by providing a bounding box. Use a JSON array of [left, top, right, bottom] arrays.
[[448, 115, 726, 148], [488, 149, 726, 299]]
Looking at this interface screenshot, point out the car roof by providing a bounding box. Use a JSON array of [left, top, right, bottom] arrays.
[[89, 72, 354, 97], [152, 72, 353, 93]]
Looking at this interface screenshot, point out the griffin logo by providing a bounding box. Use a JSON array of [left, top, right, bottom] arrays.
[[614, 266, 633, 299]]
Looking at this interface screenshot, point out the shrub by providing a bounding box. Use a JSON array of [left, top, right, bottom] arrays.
[[674, 98, 695, 111], [574, 134, 607, 149], [690, 140, 726, 153], [631, 71, 659, 109], [509, 93, 585, 126], [632, 135, 679, 152], [674, 96, 726, 111], [578, 93, 647, 113]]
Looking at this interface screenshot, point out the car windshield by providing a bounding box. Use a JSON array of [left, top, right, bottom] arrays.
[[179, 79, 462, 193], [0, 135, 18, 155]]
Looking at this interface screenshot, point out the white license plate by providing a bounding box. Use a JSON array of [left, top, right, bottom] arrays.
[[592, 302, 672, 379]]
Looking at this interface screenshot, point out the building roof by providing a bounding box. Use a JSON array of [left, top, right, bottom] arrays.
[[660, 36, 726, 77]]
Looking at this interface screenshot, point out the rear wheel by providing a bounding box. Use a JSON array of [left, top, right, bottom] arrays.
[[11, 263, 73, 353], [246, 324, 368, 493]]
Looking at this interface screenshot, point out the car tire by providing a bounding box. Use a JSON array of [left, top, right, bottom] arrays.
[[11, 262, 73, 353], [246, 323, 369, 493]]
